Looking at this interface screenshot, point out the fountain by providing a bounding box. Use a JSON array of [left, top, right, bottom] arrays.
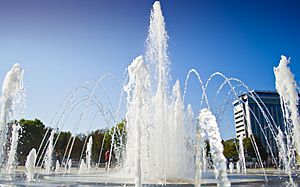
[[122, 2, 193, 184], [78, 159, 87, 174], [86, 136, 93, 171], [67, 159, 72, 173], [0, 63, 24, 165], [238, 135, 246, 174], [197, 109, 230, 187], [44, 130, 55, 175], [55, 160, 60, 174], [79, 136, 93, 173], [276, 128, 294, 185], [6, 123, 21, 174], [274, 55, 299, 186], [274, 55, 300, 156], [236, 161, 240, 174], [25, 148, 37, 182], [25, 2, 299, 187], [0, 1, 300, 187], [123, 55, 148, 186], [195, 116, 205, 187], [229, 162, 234, 174]]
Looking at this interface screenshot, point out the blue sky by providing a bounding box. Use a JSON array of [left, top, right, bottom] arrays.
[[0, 0, 300, 139]]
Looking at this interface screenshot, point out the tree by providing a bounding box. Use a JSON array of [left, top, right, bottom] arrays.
[[223, 138, 239, 161], [90, 129, 106, 163], [54, 131, 71, 161], [222, 136, 268, 163], [14, 118, 127, 166], [96, 119, 126, 164], [17, 119, 46, 165]]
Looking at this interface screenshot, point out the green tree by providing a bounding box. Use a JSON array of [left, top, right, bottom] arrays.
[[101, 119, 126, 163], [15, 118, 127, 166], [54, 131, 71, 161], [90, 129, 106, 163], [223, 138, 239, 161], [17, 119, 46, 165]]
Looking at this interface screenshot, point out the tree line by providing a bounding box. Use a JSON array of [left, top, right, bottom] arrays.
[[10, 118, 125, 166], [222, 137, 268, 163], [7, 118, 268, 167]]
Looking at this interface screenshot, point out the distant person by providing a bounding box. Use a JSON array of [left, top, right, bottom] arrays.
[[105, 148, 110, 171], [105, 148, 110, 162]]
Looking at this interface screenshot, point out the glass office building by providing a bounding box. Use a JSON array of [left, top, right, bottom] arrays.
[[233, 91, 289, 161]]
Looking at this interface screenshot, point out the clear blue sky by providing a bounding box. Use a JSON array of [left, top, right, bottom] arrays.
[[1, 0, 299, 139]]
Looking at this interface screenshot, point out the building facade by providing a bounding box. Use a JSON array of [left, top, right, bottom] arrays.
[[233, 91, 286, 159]]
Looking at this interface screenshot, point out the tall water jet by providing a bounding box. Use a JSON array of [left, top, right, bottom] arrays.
[[201, 144, 207, 172], [44, 130, 55, 174], [6, 123, 21, 174], [123, 1, 193, 182], [195, 118, 206, 187], [236, 161, 240, 174], [0, 64, 24, 164], [185, 104, 196, 177], [276, 129, 288, 172], [238, 135, 246, 174], [86, 136, 93, 171], [124, 55, 150, 186], [276, 128, 295, 185], [229, 162, 234, 174], [68, 159, 72, 173], [146, 1, 169, 87], [79, 159, 87, 173], [55, 160, 60, 174], [198, 109, 230, 187], [25, 148, 37, 182], [79, 136, 93, 173], [274, 55, 300, 161], [169, 80, 185, 177], [146, 1, 169, 179]]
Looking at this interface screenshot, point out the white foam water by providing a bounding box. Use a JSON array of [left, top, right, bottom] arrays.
[[198, 109, 230, 187], [276, 128, 295, 186], [0, 64, 24, 164], [6, 123, 21, 174], [238, 135, 246, 174], [195, 116, 205, 187], [79, 159, 87, 174], [274, 55, 300, 157], [86, 136, 93, 171], [44, 130, 55, 174], [274, 55, 299, 186], [68, 159, 72, 173], [123, 2, 193, 184], [55, 160, 60, 174], [229, 162, 234, 174], [236, 161, 240, 174], [123, 55, 149, 186], [79, 136, 93, 174], [25, 148, 37, 181]]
